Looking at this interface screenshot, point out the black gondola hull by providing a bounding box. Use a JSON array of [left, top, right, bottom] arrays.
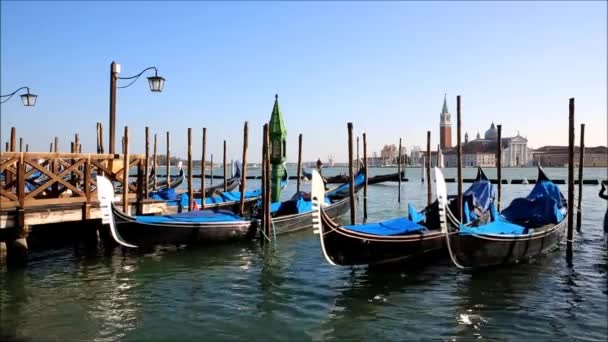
[[450, 220, 566, 268], [318, 210, 445, 266], [112, 205, 256, 247], [271, 197, 351, 235]]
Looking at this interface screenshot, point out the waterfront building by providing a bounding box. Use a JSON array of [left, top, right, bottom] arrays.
[[532, 146, 608, 167]]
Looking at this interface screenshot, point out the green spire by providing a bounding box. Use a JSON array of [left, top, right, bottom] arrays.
[[441, 93, 449, 114], [269, 94, 287, 140]]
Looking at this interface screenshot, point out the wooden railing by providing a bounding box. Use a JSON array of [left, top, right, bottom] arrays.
[[0, 152, 145, 214]]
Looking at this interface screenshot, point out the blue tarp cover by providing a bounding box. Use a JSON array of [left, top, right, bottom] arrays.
[[501, 179, 565, 227], [150, 188, 178, 201], [135, 210, 243, 224], [270, 192, 331, 215], [344, 217, 426, 236], [407, 203, 425, 224], [460, 218, 526, 235], [463, 176, 495, 213]]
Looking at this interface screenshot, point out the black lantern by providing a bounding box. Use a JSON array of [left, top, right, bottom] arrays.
[[20, 91, 37, 106], [147, 74, 165, 92]]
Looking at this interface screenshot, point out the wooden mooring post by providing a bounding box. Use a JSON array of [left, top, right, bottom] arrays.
[[363, 131, 368, 221], [188, 128, 194, 211], [144, 127, 150, 199], [456, 95, 463, 221], [223, 140, 227, 192], [567, 98, 575, 258], [398, 138, 402, 203], [201, 127, 207, 208], [347, 122, 356, 225], [576, 123, 585, 231], [426, 131, 431, 207], [497, 124, 502, 210], [264, 124, 272, 239], [153, 133, 157, 190], [297, 133, 303, 193], [6, 152, 28, 267], [123, 126, 130, 213], [166, 131, 171, 189], [210, 154, 214, 185], [239, 122, 249, 216]]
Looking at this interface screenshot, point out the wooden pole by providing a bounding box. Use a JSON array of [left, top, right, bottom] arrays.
[[426, 131, 431, 207], [25, 144, 29, 152], [6, 142, 9, 152], [166, 131, 170, 189], [187, 128, 193, 211], [10, 127, 16, 152], [576, 123, 585, 231], [144, 127, 150, 199], [223, 140, 227, 192], [201, 127, 207, 208], [96, 123, 102, 153], [363, 132, 368, 220], [153, 133, 157, 190], [497, 124, 502, 210], [98, 123, 104, 154], [457, 95, 463, 221], [398, 138, 402, 203], [567, 98, 575, 256], [19, 138, 23, 152], [356, 136, 360, 170], [210, 154, 214, 185], [239, 122, 249, 216], [123, 126, 129, 213], [348, 122, 356, 225], [54, 137, 59, 152], [74, 134, 80, 154], [297, 133, 303, 193]]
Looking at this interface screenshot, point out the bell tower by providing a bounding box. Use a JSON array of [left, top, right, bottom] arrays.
[[439, 94, 452, 149]]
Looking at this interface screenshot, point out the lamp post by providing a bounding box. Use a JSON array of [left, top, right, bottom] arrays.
[[1, 87, 38, 106], [108, 61, 165, 154], [269, 94, 287, 202]]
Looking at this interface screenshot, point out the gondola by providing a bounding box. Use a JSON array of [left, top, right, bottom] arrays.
[[265, 167, 367, 235], [97, 176, 256, 249], [310, 167, 494, 266], [367, 170, 405, 185], [441, 166, 567, 269]]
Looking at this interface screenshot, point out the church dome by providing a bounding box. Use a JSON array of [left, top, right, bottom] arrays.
[[484, 122, 497, 140]]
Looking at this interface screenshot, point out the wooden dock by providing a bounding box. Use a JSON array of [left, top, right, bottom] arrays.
[[0, 152, 167, 265]]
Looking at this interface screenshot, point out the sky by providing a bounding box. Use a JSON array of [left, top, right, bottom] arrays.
[[1, 1, 606, 163]]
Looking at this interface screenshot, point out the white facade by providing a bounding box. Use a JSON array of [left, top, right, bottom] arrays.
[[502, 135, 529, 167]]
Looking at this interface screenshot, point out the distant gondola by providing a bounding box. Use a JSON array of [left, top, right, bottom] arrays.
[[97, 176, 256, 249], [441, 166, 567, 269], [310, 167, 494, 266]]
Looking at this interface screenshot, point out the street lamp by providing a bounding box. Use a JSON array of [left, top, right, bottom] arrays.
[[1, 87, 38, 106], [109, 61, 165, 154]]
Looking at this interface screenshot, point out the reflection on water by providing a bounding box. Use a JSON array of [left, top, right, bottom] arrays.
[[1, 168, 607, 341]]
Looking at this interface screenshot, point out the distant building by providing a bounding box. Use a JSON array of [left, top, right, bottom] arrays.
[[532, 146, 607, 167], [439, 94, 452, 149], [443, 123, 531, 167]]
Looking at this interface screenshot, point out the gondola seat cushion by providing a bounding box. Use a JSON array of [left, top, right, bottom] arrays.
[[150, 188, 178, 201], [344, 218, 426, 236]]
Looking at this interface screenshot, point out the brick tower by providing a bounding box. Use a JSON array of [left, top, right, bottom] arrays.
[[439, 94, 452, 149]]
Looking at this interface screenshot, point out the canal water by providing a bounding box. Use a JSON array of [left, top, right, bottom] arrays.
[[1, 167, 607, 341]]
